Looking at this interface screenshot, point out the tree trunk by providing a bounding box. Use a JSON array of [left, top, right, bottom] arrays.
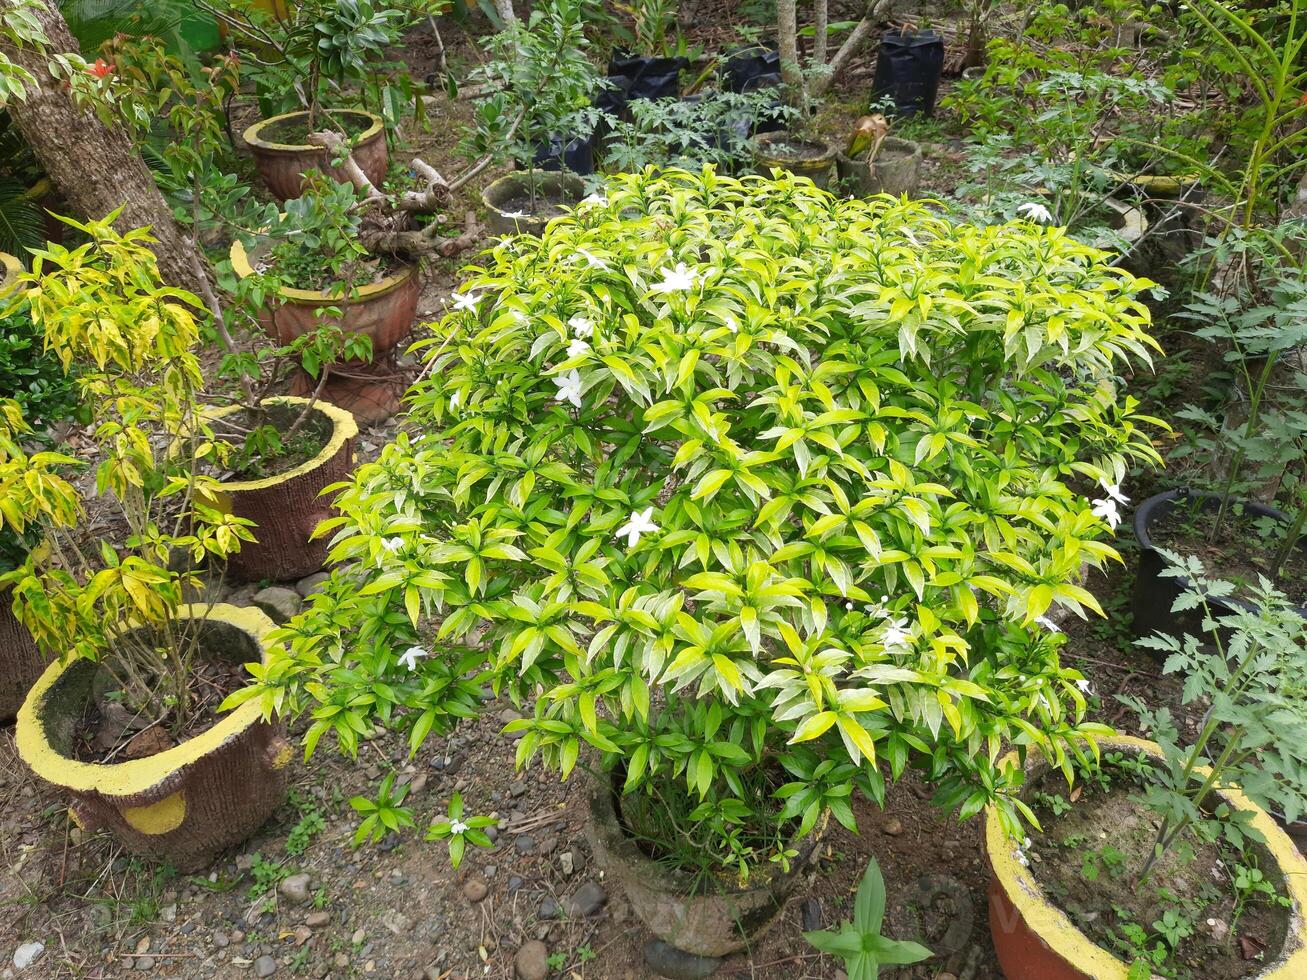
[[0, 0, 202, 289], [493, 0, 517, 26], [777, 0, 805, 98], [807, 0, 894, 99]]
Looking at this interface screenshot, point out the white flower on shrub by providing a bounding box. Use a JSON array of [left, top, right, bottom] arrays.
[[449, 391, 460, 411], [398, 646, 427, 670], [1017, 201, 1054, 224], [449, 819, 468, 835], [575, 248, 606, 269], [1099, 481, 1129, 506], [382, 536, 404, 552], [1091, 495, 1123, 530], [881, 616, 912, 652], [1034, 614, 1062, 633], [580, 192, 607, 207], [501, 210, 527, 219], [552, 369, 584, 408], [615, 507, 659, 549], [567, 337, 591, 359], [1076, 677, 1093, 695], [652, 262, 696, 293], [450, 290, 480, 313], [568, 315, 594, 338]]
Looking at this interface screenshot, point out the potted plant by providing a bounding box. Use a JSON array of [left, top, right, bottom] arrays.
[[205, 0, 411, 200], [834, 114, 924, 197], [986, 567, 1307, 978], [1133, 230, 1307, 639], [0, 216, 292, 869], [751, 126, 838, 187], [236, 167, 1165, 955], [469, 0, 604, 236], [606, 0, 689, 101]]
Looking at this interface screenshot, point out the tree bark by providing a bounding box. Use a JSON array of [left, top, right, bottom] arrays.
[[493, 0, 517, 26], [777, 0, 804, 95], [807, 0, 894, 99], [0, 0, 203, 289]]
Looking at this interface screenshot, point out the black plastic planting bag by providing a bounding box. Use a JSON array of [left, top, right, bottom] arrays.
[[871, 29, 945, 117], [721, 43, 782, 94], [607, 51, 689, 101], [532, 135, 595, 176]]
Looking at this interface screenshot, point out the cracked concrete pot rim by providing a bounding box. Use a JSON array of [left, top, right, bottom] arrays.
[[984, 734, 1307, 978], [228, 235, 416, 306], [16, 603, 277, 798], [203, 395, 358, 493], [242, 108, 384, 154]]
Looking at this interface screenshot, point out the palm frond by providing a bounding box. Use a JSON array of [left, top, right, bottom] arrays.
[[0, 180, 45, 258]]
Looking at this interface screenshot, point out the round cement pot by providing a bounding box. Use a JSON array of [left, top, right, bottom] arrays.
[[835, 138, 923, 197], [481, 171, 586, 237], [0, 251, 22, 297], [243, 109, 387, 202], [1109, 168, 1201, 199], [985, 734, 1307, 979], [228, 238, 419, 360], [16, 604, 292, 871], [750, 132, 837, 188], [585, 773, 821, 957], [204, 397, 358, 583], [1, 589, 45, 723]]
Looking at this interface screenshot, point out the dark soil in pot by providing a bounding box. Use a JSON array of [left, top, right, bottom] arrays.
[[494, 190, 573, 222], [1024, 761, 1290, 979], [207, 402, 334, 482], [259, 110, 373, 147], [760, 137, 830, 162]]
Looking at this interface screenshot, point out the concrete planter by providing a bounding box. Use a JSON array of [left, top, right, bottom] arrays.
[[481, 171, 586, 237], [203, 397, 357, 584], [243, 109, 387, 202], [16, 604, 291, 871], [834, 138, 923, 197], [985, 735, 1307, 979], [750, 132, 837, 188], [585, 773, 821, 958]]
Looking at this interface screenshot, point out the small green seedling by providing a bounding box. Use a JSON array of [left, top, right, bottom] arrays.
[[803, 857, 932, 979], [425, 792, 496, 869]]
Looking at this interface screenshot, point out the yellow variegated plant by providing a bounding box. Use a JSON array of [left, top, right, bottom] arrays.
[[0, 214, 253, 731], [240, 168, 1164, 880]]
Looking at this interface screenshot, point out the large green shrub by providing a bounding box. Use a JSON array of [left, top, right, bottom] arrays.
[[239, 168, 1164, 880]]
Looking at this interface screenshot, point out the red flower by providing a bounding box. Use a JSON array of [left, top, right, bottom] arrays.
[[87, 58, 114, 79]]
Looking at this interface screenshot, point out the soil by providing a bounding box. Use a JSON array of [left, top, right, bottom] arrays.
[[212, 403, 334, 482], [71, 659, 249, 765], [1027, 768, 1290, 979], [759, 137, 830, 162], [261, 112, 373, 149], [493, 189, 578, 221], [1150, 507, 1307, 606]]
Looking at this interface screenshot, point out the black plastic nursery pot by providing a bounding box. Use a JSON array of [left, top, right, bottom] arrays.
[[721, 42, 781, 93], [1131, 489, 1307, 642], [871, 29, 945, 117], [608, 52, 690, 101], [531, 134, 595, 176]]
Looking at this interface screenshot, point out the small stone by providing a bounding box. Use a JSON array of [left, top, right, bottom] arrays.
[[564, 881, 607, 918], [514, 940, 549, 980], [514, 833, 536, 855], [278, 873, 312, 906], [483, 864, 498, 879], [134, 956, 155, 971], [252, 586, 302, 624], [539, 897, 558, 919], [408, 773, 428, 796], [381, 909, 412, 935], [802, 898, 822, 931], [235, 854, 255, 872], [883, 817, 903, 836], [351, 929, 366, 946], [305, 912, 331, 928], [1208, 918, 1229, 942], [253, 955, 277, 978], [295, 572, 330, 597], [334, 953, 350, 969], [213, 931, 230, 948], [509, 780, 527, 798], [484, 826, 499, 844], [463, 879, 489, 903], [559, 852, 574, 876], [292, 927, 312, 946], [643, 939, 722, 980], [535, 834, 556, 855], [507, 876, 524, 893]]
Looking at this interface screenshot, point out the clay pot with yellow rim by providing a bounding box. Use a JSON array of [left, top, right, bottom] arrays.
[[204, 396, 357, 584], [15, 604, 291, 871], [985, 735, 1307, 979], [750, 132, 838, 188], [243, 109, 388, 202], [228, 237, 419, 357]]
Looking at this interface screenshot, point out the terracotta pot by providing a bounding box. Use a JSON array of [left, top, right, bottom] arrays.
[[481, 171, 587, 237], [243, 109, 387, 202], [751, 132, 838, 188], [1, 589, 44, 723], [0, 251, 22, 297], [289, 363, 402, 427], [227, 238, 419, 359], [585, 773, 821, 957], [834, 138, 923, 197], [985, 735, 1307, 979], [16, 604, 292, 871], [204, 396, 358, 583]]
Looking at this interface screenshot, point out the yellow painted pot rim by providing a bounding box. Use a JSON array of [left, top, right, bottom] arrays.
[[228, 235, 415, 305], [16, 604, 276, 798], [205, 395, 358, 493], [0, 251, 23, 299], [984, 734, 1307, 978], [1110, 169, 1202, 194], [751, 131, 838, 166], [242, 108, 384, 154]]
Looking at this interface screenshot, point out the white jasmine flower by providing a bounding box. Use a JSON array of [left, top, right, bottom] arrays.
[[398, 645, 427, 671], [881, 616, 912, 651], [615, 507, 659, 549], [725, 314, 739, 333], [1091, 496, 1123, 530], [449, 819, 468, 835], [1100, 481, 1129, 506], [567, 337, 591, 358], [382, 536, 404, 552], [845, 602, 854, 611], [1015, 850, 1030, 867], [575, 247, 606, 269], [652, 262, 697, 293], [500, 210, 527, 219], [1076, 677, 1093, 695], [450, 290, 480, 313], [552, 369, 583, 408], [568, 315, 594, 338], [449, 390, 461, 411], [1034, 614, 1062, 633], [580, 192, 607, 207], [1017, 201, 1054, 223]]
